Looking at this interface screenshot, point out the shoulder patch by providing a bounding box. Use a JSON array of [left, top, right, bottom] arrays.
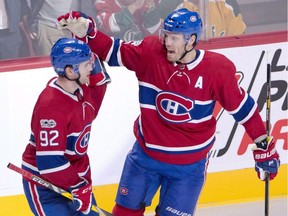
[[40, 119, 57, 128]]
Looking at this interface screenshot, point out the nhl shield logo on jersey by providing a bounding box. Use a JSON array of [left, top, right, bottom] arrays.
[[156, 91, 194, 123], [74, 124, 92, 155]]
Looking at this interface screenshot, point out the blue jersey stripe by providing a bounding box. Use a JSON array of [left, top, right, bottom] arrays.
[[36, 154, 68, 172], [107, 38, 121, 66], [231, 94, 255, 122]]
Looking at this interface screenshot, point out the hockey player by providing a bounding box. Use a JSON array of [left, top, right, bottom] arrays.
[[57, 9, 280, 216], [21, 38, 111, 215]]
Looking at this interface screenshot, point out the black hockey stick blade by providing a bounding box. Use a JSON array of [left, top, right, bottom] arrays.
[[7, 163, 113, 216]]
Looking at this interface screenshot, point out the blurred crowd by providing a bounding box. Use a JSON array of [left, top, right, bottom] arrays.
[[0, 0, 286, 61]]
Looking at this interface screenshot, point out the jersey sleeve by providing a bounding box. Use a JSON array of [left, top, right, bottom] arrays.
[[213, 56, 265, 140], [88, 31, 156, 77], [87, 83, 107, 117]]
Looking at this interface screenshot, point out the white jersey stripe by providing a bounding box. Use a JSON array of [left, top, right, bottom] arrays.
[[117, 41, 123, 66], [39, 162, 70, 174], [104, 37, 115, 63], [22, 161, 39, 172], [238, 103, 258, 124], [228, 91, 248, 114], [36, 151, 64, 156]]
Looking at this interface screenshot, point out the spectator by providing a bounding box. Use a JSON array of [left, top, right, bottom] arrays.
[[0, 0, 30, 60], [94, 0, 162, 41], [159, 0, 246, 38], [26, 0, 96, 56]]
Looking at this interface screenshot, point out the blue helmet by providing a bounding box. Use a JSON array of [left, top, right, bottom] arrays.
[[163, 8, 202, 42], [50, 38, 92, 76]]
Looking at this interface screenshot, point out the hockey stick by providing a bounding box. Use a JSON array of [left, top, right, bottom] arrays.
[[264, 63, 271, 216], [7, 163, 113, 216]]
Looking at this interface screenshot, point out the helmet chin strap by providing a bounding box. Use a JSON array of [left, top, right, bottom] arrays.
[[75, 74, 82, 86], [64, 73, 82, 86], [177, 43, 195, 63]]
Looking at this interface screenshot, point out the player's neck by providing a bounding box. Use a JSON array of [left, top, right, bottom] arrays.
[[56, 77, 79, 94], [178, 49, 197, 64]]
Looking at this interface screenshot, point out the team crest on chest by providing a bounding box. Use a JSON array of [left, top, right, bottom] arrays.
[[156, 91, 194, 123]]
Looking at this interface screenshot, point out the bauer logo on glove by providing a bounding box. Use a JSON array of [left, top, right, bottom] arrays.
[[254, 147, 277, 160], [252, 136, 280, 180]]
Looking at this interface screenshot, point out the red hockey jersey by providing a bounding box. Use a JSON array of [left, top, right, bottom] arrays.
[[88, 31, 266, 164], [22, 78, 106, 190]]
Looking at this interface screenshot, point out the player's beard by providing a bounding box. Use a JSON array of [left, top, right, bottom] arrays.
[[176, 46, 195, 63], [166, 48, 187, 63]]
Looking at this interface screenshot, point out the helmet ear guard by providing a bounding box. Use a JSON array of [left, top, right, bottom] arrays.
[[50, 38, 92, 76], [163, 8, 202, 43]]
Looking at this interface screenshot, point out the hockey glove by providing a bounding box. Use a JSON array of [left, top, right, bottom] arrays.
[[57, 11, 97, 43], [252, 136, 280, 181], [89, 53, 111, 86], [71, 182, 92, 214]]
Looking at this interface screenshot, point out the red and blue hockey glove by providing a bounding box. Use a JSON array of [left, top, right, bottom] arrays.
[[252, 136, 280, 181], [71, 182, 92, 214], [89, 53, 111, 86], [57, 11, 97, 43]]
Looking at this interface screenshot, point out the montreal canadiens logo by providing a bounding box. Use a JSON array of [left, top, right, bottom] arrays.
[[63, 47, 72, 53], [120, 187, 128, 195], [156, 91, 194, 123], [75, 124, 92, 155]]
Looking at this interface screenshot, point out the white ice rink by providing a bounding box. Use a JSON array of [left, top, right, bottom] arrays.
[[145, 197, 287, 216]]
